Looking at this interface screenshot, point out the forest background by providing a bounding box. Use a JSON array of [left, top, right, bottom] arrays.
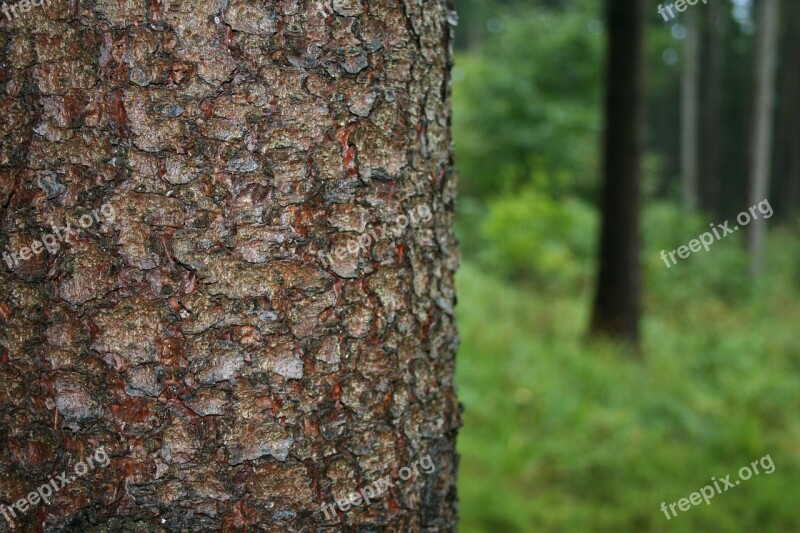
[[452, 0, 800, 531]]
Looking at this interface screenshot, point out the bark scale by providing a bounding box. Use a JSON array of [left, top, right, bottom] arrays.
[[0, 0, 460, 531]]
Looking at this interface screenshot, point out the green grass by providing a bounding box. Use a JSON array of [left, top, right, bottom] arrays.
[[455, 244, 800, 532]]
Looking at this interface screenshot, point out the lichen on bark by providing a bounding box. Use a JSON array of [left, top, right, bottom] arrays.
[[0, 0, 460, 530]]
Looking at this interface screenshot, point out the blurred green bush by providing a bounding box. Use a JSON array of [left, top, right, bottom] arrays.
[[477, 188, 597, 293], [453, 3, 602, 200]]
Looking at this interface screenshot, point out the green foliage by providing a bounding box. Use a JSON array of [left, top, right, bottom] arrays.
[[643, 203, 752, 304], [450, 3, 797, 532], [453, 3, 603, 200], [475, 188, 597, 293], [459, 198, 767, 304], [456, 254, 800, 532]]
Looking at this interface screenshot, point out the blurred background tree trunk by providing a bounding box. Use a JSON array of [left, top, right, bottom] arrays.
[[589, 0, 644, 347], [681, 8, 700, 212], [776, 0, 800, 222], [748, 0, 780, 278], [701, 0, 722, 217], [0, 0, 460, 530]]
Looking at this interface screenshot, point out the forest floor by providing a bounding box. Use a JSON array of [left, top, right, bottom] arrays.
[[455, 249, 800, 532]]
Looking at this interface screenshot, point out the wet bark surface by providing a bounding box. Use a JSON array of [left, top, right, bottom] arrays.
[[0, 0, 460, 530]]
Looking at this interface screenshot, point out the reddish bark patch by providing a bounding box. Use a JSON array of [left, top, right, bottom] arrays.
[[107, 90, 129, 142]]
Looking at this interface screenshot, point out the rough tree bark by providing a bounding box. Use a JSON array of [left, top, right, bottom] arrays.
[[0, 0, 460, 531], [589, 0, 644, 347]]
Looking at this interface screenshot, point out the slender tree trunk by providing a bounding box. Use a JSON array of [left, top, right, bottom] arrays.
[[701, 1, 722, 217], [590, 0, 644, 347], [0, 0, 461, 531], [776, 0, 800, 221], [748, 0, 780, 278], [681, 8, 700, 212]]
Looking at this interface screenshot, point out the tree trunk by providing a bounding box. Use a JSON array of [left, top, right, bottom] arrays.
[[0, 1, 461, 531], [701, 0, 722, 217], [748, 0, 780, 278], [775, 0, 800, 222], [589, 0, 644, 347], [681, 8, 700, 212]]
